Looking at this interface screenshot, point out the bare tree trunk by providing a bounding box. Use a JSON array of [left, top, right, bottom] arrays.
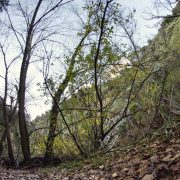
[[3, 83, 15, 164], [0, 45, 15, 164], [6, 126, 15, 164], [18, 0, 43, 163], [0, 89, 18, 159]]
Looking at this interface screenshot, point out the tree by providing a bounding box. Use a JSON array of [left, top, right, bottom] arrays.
[[44, 10, 93, 162], [0, 43, 20, 165], [3, 0, 74, 163], [79, 0, 138, 151]]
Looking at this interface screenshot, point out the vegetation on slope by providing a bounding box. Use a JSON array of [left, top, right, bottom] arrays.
[[30, 5, 180, 161]]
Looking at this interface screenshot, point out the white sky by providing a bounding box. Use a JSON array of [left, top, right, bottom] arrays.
[[0, 0, 170, 120], [120, 0, 159, 43]]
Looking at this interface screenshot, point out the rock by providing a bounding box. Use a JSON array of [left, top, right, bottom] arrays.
[[99, 165, 105, 169], [123, 167, 129, 172], [100, 178, 106, 180], [62, 177, 69, 180], [112, 172, 119, 178], [142, 174, 154, 180], [90, 175, 99, 180]]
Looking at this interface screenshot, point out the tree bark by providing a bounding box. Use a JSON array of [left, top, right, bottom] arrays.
[[0, 130, 6, 157]]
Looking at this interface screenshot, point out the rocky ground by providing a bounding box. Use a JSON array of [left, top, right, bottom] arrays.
[[0, 136, 180, 180]]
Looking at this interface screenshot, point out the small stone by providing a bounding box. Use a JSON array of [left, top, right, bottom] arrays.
[[62, 177, 69, 180], [112, 172, 119, 178], [123, 168, 129, 172], [142, 174, 154, 180], [90, 175, 96, 179], [99, 165, 104, 169], [100, 178, 106, 180]]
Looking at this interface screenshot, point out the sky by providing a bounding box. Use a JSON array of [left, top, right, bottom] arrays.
[[0, 0, 170, 120], [120, 0, 160, 43]]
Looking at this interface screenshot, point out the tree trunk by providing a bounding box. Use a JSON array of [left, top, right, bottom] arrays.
[[44, 102, 59, 162], [0, 130, 6, 157], [18, 65, 31, 163], [2, 59, 15, 164], [3, 102, 15, 164], [44, 32, 90, 162], [44, 77, 70, 162], [6, 126, 15, 165], [18, 0, 43, 163]]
